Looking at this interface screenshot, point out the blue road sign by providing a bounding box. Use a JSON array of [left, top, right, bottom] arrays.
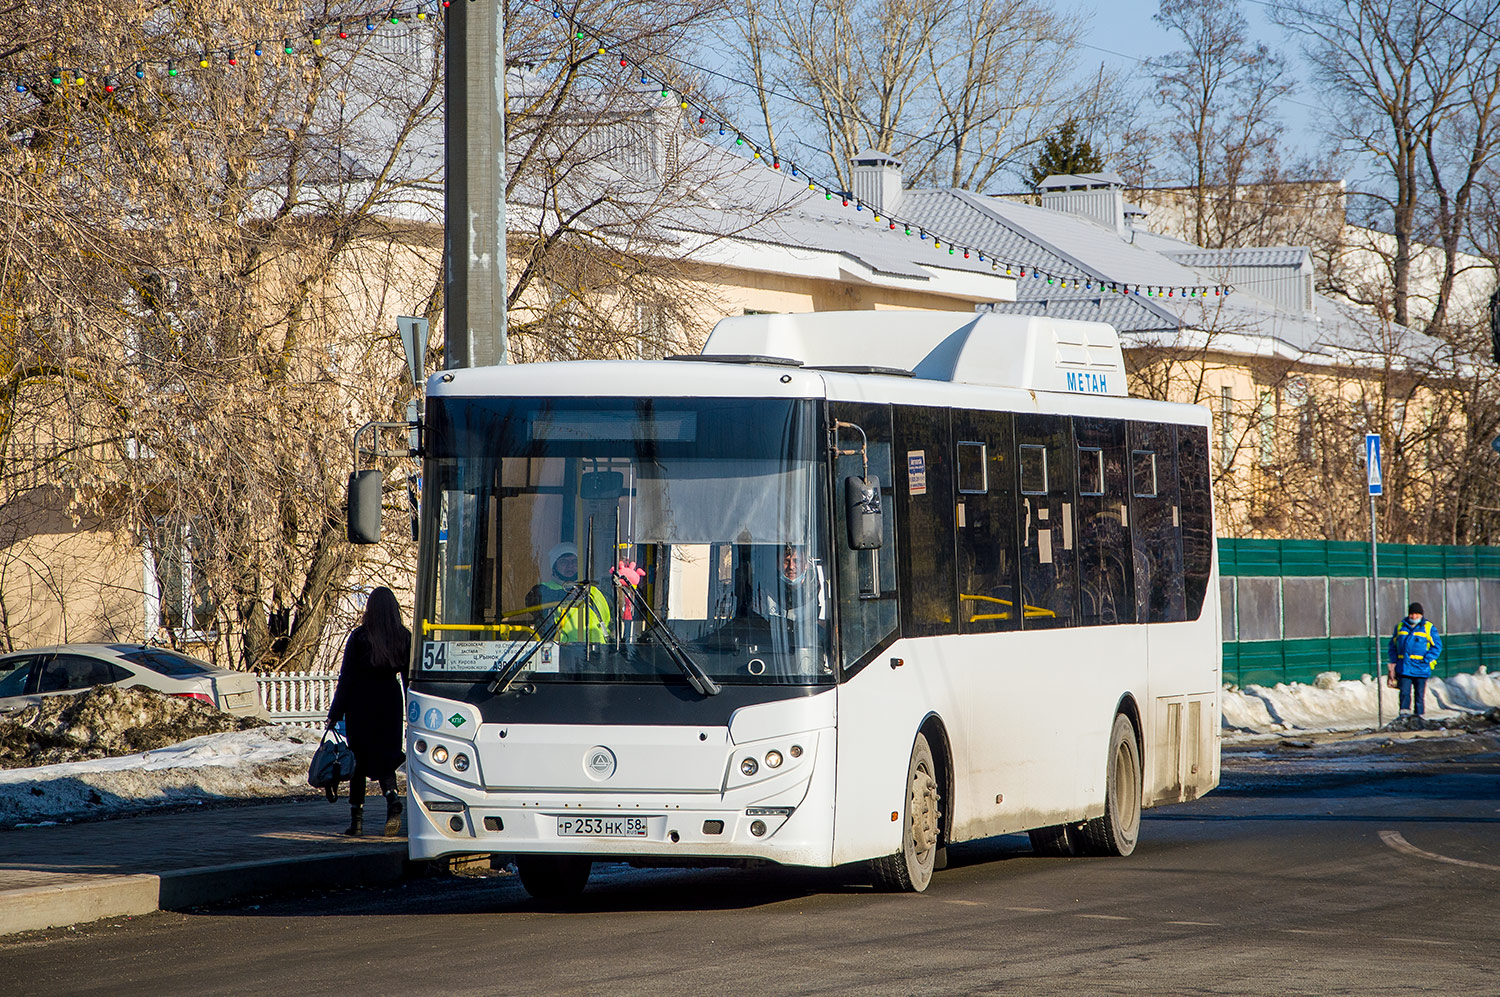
[[1366, 433, 1382, 495]]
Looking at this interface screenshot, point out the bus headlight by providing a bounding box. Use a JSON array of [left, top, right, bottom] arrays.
[[740, 757, 758, 776], [432, 745, 449, 764], [765, 750, 783, 768], [453, 753, 470, 772]]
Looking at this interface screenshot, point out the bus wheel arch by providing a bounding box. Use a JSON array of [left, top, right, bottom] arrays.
[[918, 714, 953, 872], [869, 719, 948, 892], [1078, 711, 1143, 857]]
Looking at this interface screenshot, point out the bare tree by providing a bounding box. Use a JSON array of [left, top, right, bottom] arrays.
[[1274, 0, 1500, 333], [1151, 0, 1295, 248], [729, 0, 1096, 191]]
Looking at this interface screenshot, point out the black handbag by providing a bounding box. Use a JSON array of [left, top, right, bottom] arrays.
[[307, 729, 358, 800]]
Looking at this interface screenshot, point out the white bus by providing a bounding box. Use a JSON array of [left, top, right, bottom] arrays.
[[396, 311, 1220, 898]]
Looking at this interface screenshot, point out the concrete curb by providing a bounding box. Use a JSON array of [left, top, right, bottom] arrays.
[[0, 875, 161, 937], [1, 844, 412, 937]]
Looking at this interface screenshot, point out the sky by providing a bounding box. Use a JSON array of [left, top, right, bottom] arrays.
[[1078, 0, 1323, 162]]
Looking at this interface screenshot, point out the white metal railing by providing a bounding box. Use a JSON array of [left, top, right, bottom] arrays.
[[257, 672, 337, 727]]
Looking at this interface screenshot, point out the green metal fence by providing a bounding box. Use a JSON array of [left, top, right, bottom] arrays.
[[1218, 539, 1500, 687]]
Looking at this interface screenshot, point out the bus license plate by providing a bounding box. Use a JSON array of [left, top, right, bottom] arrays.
[[557, 816, 648, 837]]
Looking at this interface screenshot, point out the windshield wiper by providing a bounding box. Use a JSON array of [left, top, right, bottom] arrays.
[[612, 568, 721, 697], [486, 584, 588, 694]]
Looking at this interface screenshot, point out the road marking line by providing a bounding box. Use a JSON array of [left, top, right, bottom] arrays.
[[1278, 928, 1333, 935], [1077, 914, 1130, 920], [1379, 830, 1500, 873], [1165, 921, 1220, 927], [1005, 906, 1053, 913], [943, 900, 986, 907]]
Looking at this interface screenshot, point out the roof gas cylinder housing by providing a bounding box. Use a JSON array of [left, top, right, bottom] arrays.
[[700, 311, 1126, 397]]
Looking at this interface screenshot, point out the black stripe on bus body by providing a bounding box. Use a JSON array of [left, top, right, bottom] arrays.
[[409, 678, 828, 727]]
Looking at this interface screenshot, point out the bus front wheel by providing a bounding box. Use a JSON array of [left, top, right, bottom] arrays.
[[517, 855, 593, 902], [870, 732, 941, 892], [1079, 714, 1141, 857]]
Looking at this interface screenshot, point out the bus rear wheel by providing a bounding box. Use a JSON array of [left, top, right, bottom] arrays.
[[870, 732, 941, 892], [516, 855, 593, 902], [1028, 822, 1081, 857], [1079, 714, 1141, 857]]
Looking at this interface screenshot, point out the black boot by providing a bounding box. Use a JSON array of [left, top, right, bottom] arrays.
[[343, 805, 363, 837], [384, 791, 404, 836]]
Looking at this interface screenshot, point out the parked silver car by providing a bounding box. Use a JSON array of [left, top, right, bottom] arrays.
[[0, 643, 269, 719]]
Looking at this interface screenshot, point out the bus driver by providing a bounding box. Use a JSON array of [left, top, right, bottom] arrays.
[[527, 543, 610, 643]]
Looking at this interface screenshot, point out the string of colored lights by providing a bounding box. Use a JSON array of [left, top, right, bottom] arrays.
[[5, 0, 1236, 299], [6, 1, 451, 93]]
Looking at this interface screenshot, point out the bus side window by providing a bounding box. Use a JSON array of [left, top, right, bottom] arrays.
[[831, 402, 897, 674], [1015, 414, 1077, 629], [1178, 425, 1214, 621], [1128, 421, 1185, 623], [954, 410, 1020, 633], [895, 405, 957, 638], [1074, 417, 1135, 626]]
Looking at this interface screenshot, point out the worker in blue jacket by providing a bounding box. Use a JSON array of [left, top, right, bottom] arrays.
[[1388, 602, 1442, 718]]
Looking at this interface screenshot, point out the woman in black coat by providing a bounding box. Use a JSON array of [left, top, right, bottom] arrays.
[[327, 586, 411, 836]]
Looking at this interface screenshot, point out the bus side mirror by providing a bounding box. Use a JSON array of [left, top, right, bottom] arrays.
[[844, 475, 883, 550], [348, 470, 383, 544]]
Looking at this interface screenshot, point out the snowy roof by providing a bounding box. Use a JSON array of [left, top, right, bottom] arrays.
[[890, 184, 1450, 366], [1164, 247, 1312, 269]]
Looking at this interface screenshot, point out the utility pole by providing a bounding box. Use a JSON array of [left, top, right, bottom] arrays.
[[444, 1, 507, 368]]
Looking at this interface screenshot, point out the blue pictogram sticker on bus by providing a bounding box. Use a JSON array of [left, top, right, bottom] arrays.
[[1065, 371, 1109, 394]]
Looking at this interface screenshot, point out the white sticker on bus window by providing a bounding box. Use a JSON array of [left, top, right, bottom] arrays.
[[1038, 529, 1053, 564], [1038, 506, 1049, 521], [956, 502, 966, 528], [1061, 503, 1073, 550], [1120, 503, 1129, 528], [1173, 505, 1180, 527], [907, 451, 927, 495]]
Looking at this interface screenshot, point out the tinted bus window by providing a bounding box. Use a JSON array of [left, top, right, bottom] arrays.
[[953, 410, 1020, 634], [1016, 414, 1076, 629], [831, 402, 898, 673], [896, 406, 957, 637], [1128, 421, 1185, 622], [1074, 417, 1135, 626], [1178, 424, 1214, 621]]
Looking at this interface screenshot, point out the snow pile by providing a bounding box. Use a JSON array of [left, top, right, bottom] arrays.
[[1223, 667, 1500, 734], [0, 725, 321, 828], [0, 685, 267, 769]]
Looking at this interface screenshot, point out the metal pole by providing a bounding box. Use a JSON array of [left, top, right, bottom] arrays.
[[444, 0, 507, 368], [1371, 494, 1381, 728]]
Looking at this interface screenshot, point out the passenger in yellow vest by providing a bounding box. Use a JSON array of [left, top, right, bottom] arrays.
[[527, 543, 610, 643], [1387, 601, 1442, 718]]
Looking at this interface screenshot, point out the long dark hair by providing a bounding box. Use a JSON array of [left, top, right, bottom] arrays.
[[360, 586, 411, 671]]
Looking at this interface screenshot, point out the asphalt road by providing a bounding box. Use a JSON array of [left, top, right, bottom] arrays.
[[4, 736, 1498, 996]]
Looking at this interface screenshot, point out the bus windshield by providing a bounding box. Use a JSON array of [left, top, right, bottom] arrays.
[[416, 396, 831, 687]]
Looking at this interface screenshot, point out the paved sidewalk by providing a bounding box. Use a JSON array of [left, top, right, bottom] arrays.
[[0, 795, 415, 937]]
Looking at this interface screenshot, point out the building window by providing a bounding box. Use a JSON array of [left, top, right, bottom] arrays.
[[146, 518, 217, 639], [1258, 390, 1276, 466]]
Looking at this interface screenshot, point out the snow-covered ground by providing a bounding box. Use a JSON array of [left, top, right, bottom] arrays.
[[1223, 668, 1500, 738], [3, 670, 1498, 829], [0, 725, 321, 828]]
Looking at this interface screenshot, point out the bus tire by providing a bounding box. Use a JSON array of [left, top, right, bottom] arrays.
[[870, 732, 941, 892], [1028, 822, 1081, 857], [1079, 714, 1142, 857], [516, 855, 593, 902]]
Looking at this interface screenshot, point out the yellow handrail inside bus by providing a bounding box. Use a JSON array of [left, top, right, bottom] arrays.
[[421, 620, 542, 639], [961, 593, 1056, 621]]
